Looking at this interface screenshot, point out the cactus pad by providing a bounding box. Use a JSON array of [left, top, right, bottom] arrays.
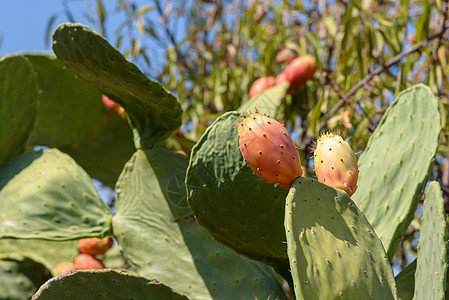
[[0, 149, 112, 240], [113, 148, 286, 300], [285, 177, 397, 299], [186, 111, 290, 269], [395, 260, 416, 300], [26, 54, 104, 147], [60, 113, 135, 186], [413, 181, 447, 299], [0, 55, 38, 166], [32, 269, 188, 299], [353, 84, 441, 259], [0, 254, 52, 300], [52, 23, 182, 148]]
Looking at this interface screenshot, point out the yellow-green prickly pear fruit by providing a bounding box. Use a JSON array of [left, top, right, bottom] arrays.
[[314, 133, 358, 196]]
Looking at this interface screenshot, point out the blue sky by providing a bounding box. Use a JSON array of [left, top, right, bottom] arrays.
[[0, 1, 87, 56]]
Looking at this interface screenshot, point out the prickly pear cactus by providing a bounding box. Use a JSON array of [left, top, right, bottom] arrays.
[[186, 112, 290, 271], [238, 113, 302, 189], [353, 84, 441, 259], [413, 181, 447, 299], [0, 149, 112, 240], [32, 269, 188, 299], [113, 148, 286, 300], [395, 260, 416, 300], [0, 55, 38, 166], [285, 177, 397, 299], [25, 54, 104, 147], [52, 23, 182, 149], [314, 133, 358, 196], [0, 254, 52, 300]]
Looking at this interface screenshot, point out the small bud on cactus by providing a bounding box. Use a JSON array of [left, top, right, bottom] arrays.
[[314, 133, 358, 196], [238, 113, 303, 189], [74, 254, 105, 270], [102, 95, 128, 121], [249, 77, 276, 98], [54, 262, 77, 275], [284, 55, 316, 88], [78, 236, 114, 255]]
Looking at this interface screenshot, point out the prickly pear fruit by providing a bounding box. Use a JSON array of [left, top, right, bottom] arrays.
[[284, 55, 316, 88], [249, 77, 276, 98], [276, 48, 297, 64], [102, 95, 127, 120], [74, 254, 105, 270], [54, 262, 77, 275], [238, 113, 302, 189], [314, 133, 358, 196], [78, 236, 113, 255]]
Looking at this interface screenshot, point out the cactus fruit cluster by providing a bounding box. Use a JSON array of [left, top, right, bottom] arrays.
[[0, 22, 445, 299], [249, 53, 317, 97]]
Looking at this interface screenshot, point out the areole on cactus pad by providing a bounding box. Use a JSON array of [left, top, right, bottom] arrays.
[[237, 113, 302, 189], [313, 133, 359, 196]]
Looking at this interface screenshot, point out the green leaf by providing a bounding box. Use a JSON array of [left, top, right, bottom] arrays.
[[32, 269, 188, 299], [0, 149, 112, 240], [413, 182, 447, 299], [353, 84, 441, 260], [0, 55, 38, 166], [52, 23, 182, 148], [285, 178, 397, 299], [113, 148, 287, 300], [26, 54, 104, 147]]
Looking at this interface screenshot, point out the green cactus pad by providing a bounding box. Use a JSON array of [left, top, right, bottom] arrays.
[[413, 181, 447, 299], [396, 260, 416, 300], [32, 269, 188, 299], [0, 148, 112, 240], [52, 23, 182, 148], [26, 54, 104, 147], [61, 113, 135, 186], [185, 111, 290, 269], [113, 148, 286, 300], [285, 177, 397, 300], [238, 81, 289, 117], [353, 84, 441, 260], [0, 239, 78, 270], [0, 55, 38, 166], [0, 254, 52, 300]]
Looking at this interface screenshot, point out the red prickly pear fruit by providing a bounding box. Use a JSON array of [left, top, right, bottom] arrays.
[[78, 236, 113, 255], [284, 55, 317, 88], [102, 95, 118, 112], [54, 262, 77, 275], [314, 133, 358, 196], [275, 72, 288, 85], [238, 113, 303, 190], [249, 76, 276, 98], [74, 254, 105, 270]]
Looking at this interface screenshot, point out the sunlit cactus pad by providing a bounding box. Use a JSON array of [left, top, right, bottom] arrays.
[[52, 23, 182, 148]]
